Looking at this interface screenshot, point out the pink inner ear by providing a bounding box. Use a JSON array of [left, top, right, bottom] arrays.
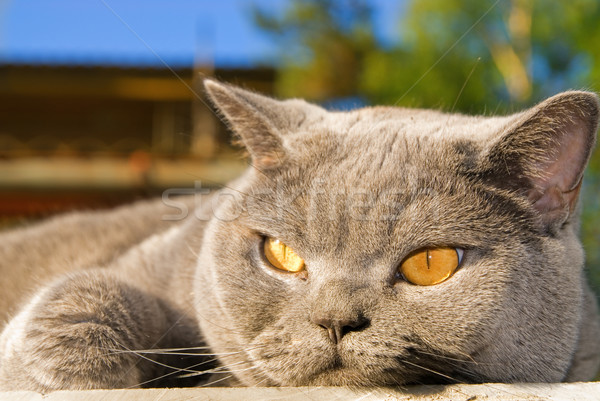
[[529, 119, 589, 224], [534, 119, 589, 193]]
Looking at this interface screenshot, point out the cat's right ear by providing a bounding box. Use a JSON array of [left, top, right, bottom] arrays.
[[204, 79, 316, 169], [482, 91, 600, 231]]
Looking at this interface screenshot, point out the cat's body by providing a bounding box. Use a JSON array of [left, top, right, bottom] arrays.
[[0, 81, 599, 391]]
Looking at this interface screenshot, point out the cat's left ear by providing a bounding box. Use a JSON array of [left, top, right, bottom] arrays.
[[204, 79, 322, 168], [484, 91, 599, 229]]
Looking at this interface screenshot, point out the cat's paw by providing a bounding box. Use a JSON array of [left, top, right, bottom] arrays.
[[0, 271, 161, 391]]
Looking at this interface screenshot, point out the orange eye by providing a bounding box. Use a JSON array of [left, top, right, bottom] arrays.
[[399, 247, 463, 286], [264, 238, 305, 273]]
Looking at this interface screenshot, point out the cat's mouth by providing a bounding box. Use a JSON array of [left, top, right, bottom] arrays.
[[303, 365, 369, 386], [247, 344, 407, 387], [294, 360, 427, 387], [245, 342, 366, 386], [286, 359, 465, 387]]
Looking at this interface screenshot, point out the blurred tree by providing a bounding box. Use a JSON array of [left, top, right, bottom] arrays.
[[255, 0, 600, 109], [253, 0, 377, 100], [254, 0, 600, 293]]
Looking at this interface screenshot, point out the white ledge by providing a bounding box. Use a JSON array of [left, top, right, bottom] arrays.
[[1, 383, 599, 401]]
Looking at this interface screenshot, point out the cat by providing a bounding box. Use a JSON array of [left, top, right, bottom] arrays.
[[0, 79, 599, 391]]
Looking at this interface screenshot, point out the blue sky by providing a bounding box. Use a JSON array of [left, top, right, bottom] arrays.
[[0, 0, 404, 67]]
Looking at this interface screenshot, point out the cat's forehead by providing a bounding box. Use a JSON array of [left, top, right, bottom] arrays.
[[283, 107, 514, 187], [251, 109, 515, 249], [321, 107, 514, 142]]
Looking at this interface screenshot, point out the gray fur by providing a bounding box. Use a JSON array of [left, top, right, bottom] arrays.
[[0, 81, 599, 390]]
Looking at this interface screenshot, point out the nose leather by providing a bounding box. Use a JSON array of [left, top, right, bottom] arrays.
[[312, 316, 369, 344]]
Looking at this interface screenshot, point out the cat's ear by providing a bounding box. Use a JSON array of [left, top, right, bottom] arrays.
[[483, 91, 599, 229], [204, 79, 317, 168]]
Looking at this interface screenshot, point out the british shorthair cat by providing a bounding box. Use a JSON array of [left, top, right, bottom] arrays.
[[0, 80, 599, 390]]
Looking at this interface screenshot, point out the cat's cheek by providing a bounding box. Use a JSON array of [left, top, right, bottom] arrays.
[[392, 260, 508, 353], [245, 319, 338, 386], [204, 226, 306, 331]]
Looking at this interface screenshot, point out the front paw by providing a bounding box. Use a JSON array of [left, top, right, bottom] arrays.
[[0, 272, 160, 391]]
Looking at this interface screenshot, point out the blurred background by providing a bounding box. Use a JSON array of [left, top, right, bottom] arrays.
[[1, 0, 600, 299]]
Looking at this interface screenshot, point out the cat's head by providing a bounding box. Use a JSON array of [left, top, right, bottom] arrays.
[[194, 80, 599, 386]]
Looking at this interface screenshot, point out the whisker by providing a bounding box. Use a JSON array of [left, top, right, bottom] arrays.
[[252, 374, 271, 387], [99, 1, 229, 127], [179, 362, 259, 379], [175, 360, 247, 379], [199, 374, 234, 387], [247, 161, 276, 183], [129, 357, 219, 388], [116, 344, 209, 375], [393, 0, 500, 108], [274, 150, 284, 166], [402, 360, 464, 383], [412, 349, 482, 365], [186, 243, 201, 259], [126, 345, 215, 352], [449, 57, 481, 114], [358, 0, 501, 141], [105, 344, 266, 357]]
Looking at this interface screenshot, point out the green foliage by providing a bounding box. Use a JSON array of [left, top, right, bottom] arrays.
[[253, 0, 377, 99], [254, 0, 600, 296]]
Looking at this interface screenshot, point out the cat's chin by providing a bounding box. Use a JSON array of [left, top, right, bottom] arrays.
[[253, 358, 412, 387], [299, 366, 386, 387], [283, 365, 417, 387]]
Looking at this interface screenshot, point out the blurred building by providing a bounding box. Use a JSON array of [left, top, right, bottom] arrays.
[[0, 64, 275, 219], [0, 63, 274, 158]]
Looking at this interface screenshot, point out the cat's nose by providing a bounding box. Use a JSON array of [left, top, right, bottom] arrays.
[[312, 316, 369, 344]]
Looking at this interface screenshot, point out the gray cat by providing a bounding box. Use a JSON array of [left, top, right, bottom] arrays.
[[0, 80, 599, 391]]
